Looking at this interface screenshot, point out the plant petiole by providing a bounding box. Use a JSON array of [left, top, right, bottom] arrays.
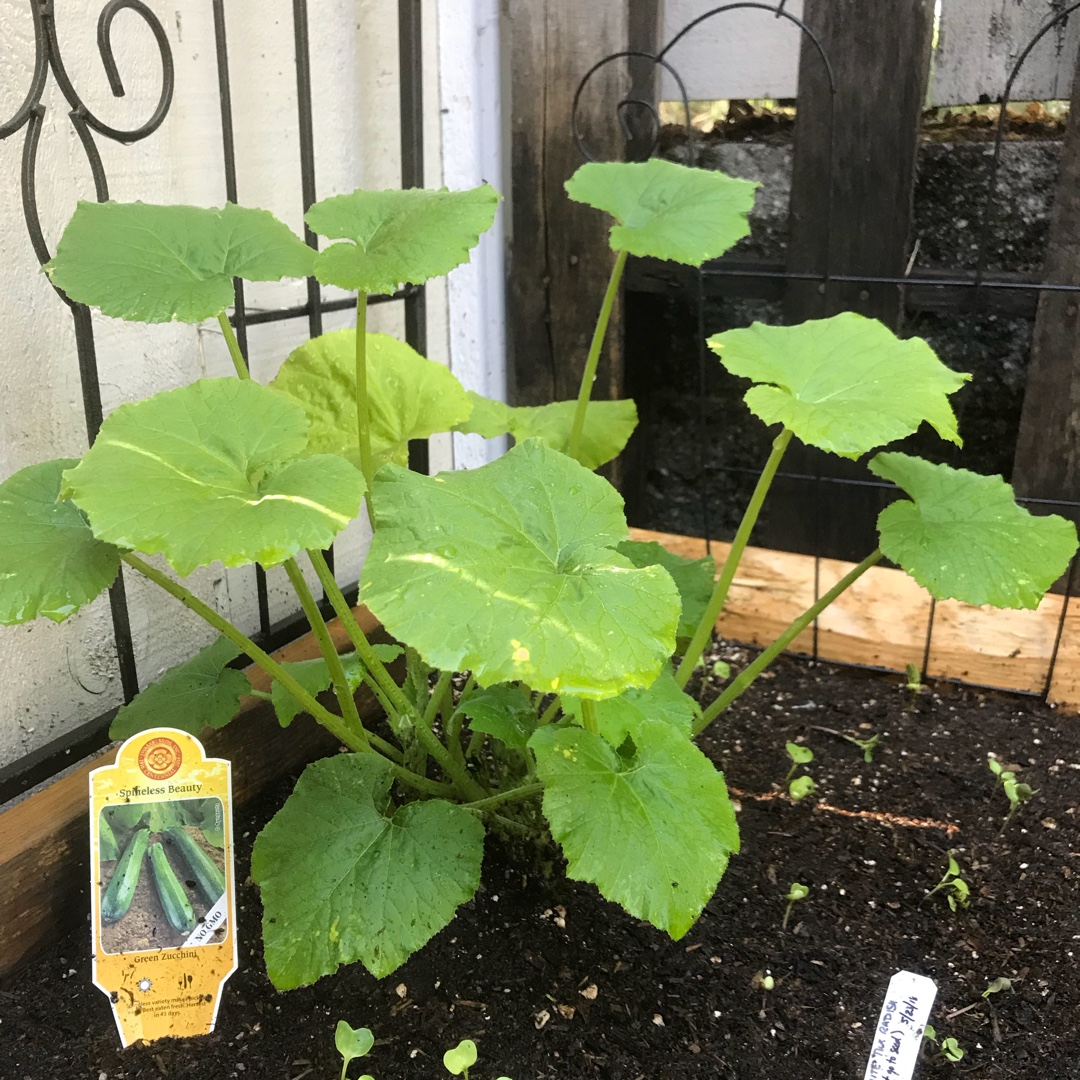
[[216, 311, 250, 379], [581, 699, 599, 736], [306, 548, 414, 721], [567, 248, 628, 461], [462, 782, 544, 812], [283, 558, 372, 752], [695, 548, 884, 731], [121, 553, 368, 754], [678, 427, 794, 688]]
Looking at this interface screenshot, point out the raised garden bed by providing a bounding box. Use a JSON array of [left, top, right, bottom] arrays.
[[4, 637, 1078, 1080]]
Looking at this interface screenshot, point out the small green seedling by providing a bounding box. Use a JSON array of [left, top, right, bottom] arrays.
[[335, 1021, 374, 1080], [785, 741, 813, 782], [788, 774, 815, 801], [1003, 776, 1036, 824], [924, 1024, 966, 1063], [905, 662, 923, 692], [782, 881, 809, 930], [444, 1039, 478, 1080], [712, 659, 731, 680], [924, 853, 970, 911], [989, 755, 1037, 824], [851, 733, 879, 763], [982, 976, 1012, 998]]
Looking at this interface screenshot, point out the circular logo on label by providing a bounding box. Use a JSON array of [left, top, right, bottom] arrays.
[[138, 736, 182, 781]]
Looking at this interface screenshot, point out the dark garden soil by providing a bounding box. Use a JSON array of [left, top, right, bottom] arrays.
[[4, 643, 1080, 1080]]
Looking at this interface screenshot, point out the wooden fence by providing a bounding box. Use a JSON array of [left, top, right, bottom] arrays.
[[504, 0, 1080, 704]]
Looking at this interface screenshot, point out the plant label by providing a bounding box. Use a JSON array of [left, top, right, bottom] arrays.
[[90, 728, 237, 1047], [863, 970, 937, 1080]]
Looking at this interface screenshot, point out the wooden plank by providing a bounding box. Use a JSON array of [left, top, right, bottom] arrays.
[[630, 528, 1078, 710], [0, 608, 386, 981], [1012, 41, 1080, 510], [506, 0, 631, 408], [784, 0, 934, 326], [776, 0, 935, 562], [933, 0, 1080, 107]]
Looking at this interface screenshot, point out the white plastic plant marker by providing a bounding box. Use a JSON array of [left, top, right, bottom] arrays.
[[90, 729, 237, 1046], [863, 970, 938, 1080]]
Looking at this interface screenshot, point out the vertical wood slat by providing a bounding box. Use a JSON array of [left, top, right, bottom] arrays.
[[507, 0, 633, 410], [1012, 41, 1080, 515], [760, 0, 935, 563]]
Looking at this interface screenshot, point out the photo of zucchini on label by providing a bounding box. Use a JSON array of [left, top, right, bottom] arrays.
[[90, 729, 236, 1047]]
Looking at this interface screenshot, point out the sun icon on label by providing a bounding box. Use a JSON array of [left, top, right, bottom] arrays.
[[137, 978, 153, 993]]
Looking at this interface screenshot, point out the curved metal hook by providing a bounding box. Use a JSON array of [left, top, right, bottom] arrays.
[[0, 2, 49, 138], [44, 0, 175, 144], [974, 0, 1080, 282], [572, 49, 694, 163]]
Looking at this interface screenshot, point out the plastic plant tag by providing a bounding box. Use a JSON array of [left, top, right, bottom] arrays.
[[863, 970, 937, 1080], [90, 728, 237, 1046]]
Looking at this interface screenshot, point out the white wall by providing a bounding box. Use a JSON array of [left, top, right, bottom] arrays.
[[0, 0, 506, 768], [660, 0, 1078, 106]]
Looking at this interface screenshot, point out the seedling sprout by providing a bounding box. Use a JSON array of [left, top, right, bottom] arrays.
[[924, 853, 970, 911], [923, 1024, 965, 1063], [782, 881, 809, 930], [335, 1021, 374, 1080]]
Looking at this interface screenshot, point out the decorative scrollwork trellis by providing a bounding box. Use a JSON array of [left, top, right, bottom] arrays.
[[1, 0, 176, 706]]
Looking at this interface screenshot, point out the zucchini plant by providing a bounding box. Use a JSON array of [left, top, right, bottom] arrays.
[[1, 158, 1075, 991]]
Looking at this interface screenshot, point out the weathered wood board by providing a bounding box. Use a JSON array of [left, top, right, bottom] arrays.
[[631, 528, 1078, 708], [934, 0, 1080, 106], [1012, 40, 1080, 510], [656, 0, 1079, 107]]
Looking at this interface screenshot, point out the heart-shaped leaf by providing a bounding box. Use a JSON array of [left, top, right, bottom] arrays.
[[455, 393, 638, 470], [563, 665, 700, 748], [443, 1040, 478, 1076], [531, 718, 739, 938], [565, 158, 758, 265], [870, 452, 1078, 609], [305, 184, 500, 293], [709, 313, 970, 457], [360, 439, 680, 698], [335, 1022, 374, 1070], [617, 540, 716, 643], [252, 754, 484, 987], [110, 636, 250, 739], [62, 379, 364, 575], [44, 201, 315, 323], [271, 330, 472, 470], [0, 459, 120, 624]]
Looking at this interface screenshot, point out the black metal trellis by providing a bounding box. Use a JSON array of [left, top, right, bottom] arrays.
[[574, 2, 1080, 703], [0, 0, 429, 802]]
